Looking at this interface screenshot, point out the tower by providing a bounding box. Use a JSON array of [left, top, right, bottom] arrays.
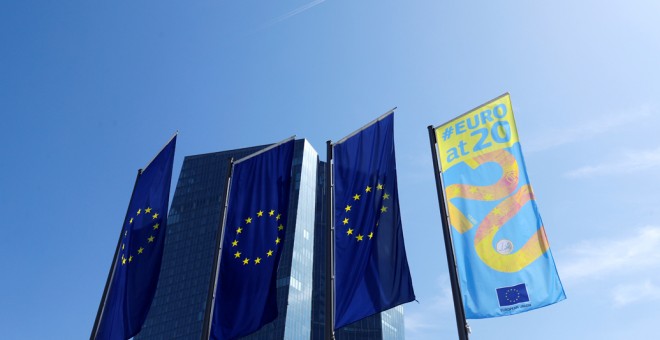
[[136, 140, 405, 339]]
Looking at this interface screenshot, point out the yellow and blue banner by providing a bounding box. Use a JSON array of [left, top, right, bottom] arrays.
[[210, 139, 294, 339], [434, 94, 565, 318], [95, 135, 176, 340], [333, 113, 415, 328]]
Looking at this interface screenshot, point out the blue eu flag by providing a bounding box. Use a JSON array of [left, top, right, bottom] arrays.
[[333, 113, 415, 329], [210, 139, 295, 340], [496, 283, 530, 307], [95, 135, 176, 340]]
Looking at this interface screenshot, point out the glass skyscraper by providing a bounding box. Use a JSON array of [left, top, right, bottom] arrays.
[[136, 140, 405, 340]]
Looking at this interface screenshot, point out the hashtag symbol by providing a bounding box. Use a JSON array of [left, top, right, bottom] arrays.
[[442, 126, 454, 141]]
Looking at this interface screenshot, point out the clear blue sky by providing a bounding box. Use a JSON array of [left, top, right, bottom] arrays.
[[2, 1, 660, 339]]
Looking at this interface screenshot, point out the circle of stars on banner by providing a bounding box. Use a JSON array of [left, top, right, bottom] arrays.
[[231, 209, 285, 267], [341, 182, 390, 243], [120, 207, 161, 266], [503, 287, 523, 304]]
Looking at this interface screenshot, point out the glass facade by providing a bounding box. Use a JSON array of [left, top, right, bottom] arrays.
[[137, 140, 405, 340]]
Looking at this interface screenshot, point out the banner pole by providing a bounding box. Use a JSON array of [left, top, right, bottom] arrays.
[[427, 126, 470, 340], [324, 140, 336, 340], [91, 169, 142, 340], [201, 158, 235, 339]]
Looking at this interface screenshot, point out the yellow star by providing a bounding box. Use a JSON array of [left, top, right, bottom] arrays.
[[145, 207, 152, 213], [152, 213, 159, 219], [232, 240, 238, 247], [383, 193, 390, 200], [492, 207, 503, 216], [377, 184, 383, 190], [368, 232, 374, 239], [148, 235, 155, 243], [245, 217, 252, 224], [278, 224, 284, 231], [234, 251, 241, 258], [129, 256, 133, 263], [267, 250, 273, 257], [122, 243, 125, 250], [269, 210, 275, 216], [255, 257, 262, 264], [365, 186, 372, 193], [345, 205, 351, 212], [257, 210, 264, 217], [483, 193, 494, 200], [356, 234, 364, 241], [153, 223, 159, 230], [276, 214, 281, 220], [137, 209, 141, 215], [275, 237, 281, 244], [381, 206, 388, 213], [122, 257, 126, 265], [342, 218, 349, 225], [129, 218, 134, 224], [469, 187, 478, 194], [236, 227, 243, 234], [353, 194, 360, 200], [347, 228, 354, 235], [138, 247, 144, 254], [243, 258, 249, 265]]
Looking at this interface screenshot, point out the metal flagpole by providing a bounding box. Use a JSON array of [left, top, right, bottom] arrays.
[[324, 140, 336, 340], [91, 169, 142, 340], [201, 157, 235, 340], [427, 126, 470, 340]]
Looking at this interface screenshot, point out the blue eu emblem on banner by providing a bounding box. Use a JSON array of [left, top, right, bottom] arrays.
[[496, 283, 530, 307]]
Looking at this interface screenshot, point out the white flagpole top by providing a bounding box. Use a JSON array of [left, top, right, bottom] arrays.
[[334, 107, 396, 145], [141, 131, 178, 174], [233, 135, 296, 165]]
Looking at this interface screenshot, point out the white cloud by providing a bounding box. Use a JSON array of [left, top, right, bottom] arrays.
[[525, 106, 651, 153], [405, 275, 454, 336], [564, 147, 660, 178], [256, 0, 326, 31], [558, 227, 660, 307], [560, 227, 660, 282], [612, 280, 660, 307], [559, 226, 660, 284]]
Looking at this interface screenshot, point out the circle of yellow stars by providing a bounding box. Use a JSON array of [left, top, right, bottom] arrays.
[[503, 287, 523, 304], [341, 182, 390, 243], [120, 207, 161, 266], [231, 209, 285, 267]]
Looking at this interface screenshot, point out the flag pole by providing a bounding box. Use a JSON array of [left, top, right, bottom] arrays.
[[324, 140, 336, 340], [427, 126, 470, 340], [201, 157, 235, 340], [90, 169, 142, 340]]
